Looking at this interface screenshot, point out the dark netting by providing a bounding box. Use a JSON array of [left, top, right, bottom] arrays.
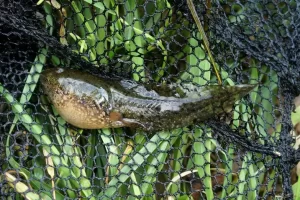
[[0, 0, 300, 199]]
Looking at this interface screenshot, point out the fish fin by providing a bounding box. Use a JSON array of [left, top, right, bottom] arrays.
[[109, 111, 148, 130], [122, 118, 148, 130], [120, 80, 162, 98], [109, 111, 123, 121]]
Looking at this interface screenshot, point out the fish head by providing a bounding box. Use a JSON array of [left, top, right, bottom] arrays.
[[40, 68, 66, 99]]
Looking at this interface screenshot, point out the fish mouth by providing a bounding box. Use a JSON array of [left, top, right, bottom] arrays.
[[39, 71, 47, 85], [39, 68, 59, 91], [39, 72, 48, 89], [39, 68, 60, 84]]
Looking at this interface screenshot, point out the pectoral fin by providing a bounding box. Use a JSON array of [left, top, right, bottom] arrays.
[[122, 118, 148, 130], [109, 111, 147, 130]]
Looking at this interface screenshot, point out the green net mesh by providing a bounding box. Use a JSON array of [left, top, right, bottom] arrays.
[[0, 0, 300, 199]]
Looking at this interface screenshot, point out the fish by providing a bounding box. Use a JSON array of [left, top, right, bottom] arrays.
[[40, 68, 256, 132]]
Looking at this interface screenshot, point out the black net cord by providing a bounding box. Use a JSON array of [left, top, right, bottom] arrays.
[[211, 1, 300, 96], [209, 121, 281, 157], [0, 9, 126, 79], [277, 85, 298, 198], [208, 82, 300, 197]]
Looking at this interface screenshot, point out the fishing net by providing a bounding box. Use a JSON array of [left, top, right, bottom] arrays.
[[0, 0, 299, 199]]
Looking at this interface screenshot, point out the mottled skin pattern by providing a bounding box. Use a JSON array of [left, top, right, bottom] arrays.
[[40, 68, 256, 132]]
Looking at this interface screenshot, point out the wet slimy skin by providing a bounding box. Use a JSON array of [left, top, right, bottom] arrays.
[[40, 68, 256, 131]]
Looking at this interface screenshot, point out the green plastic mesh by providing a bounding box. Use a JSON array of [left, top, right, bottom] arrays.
[[0, 0, 300, 199]]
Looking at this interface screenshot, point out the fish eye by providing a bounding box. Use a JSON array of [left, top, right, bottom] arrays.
[[99, 96, 106, 103], [96, 96, 107, 107]]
